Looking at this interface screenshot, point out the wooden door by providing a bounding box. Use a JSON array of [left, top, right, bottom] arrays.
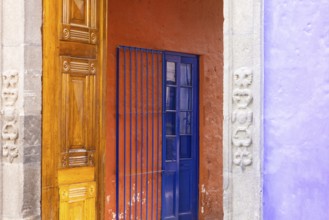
[[42, 0, 106, 219]]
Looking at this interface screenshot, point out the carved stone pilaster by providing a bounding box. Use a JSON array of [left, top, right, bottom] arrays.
[[223, 0, 263, 219], [1, 0, 42, 219], [232, 67, 253, 168], [1, 70, 19, 162]]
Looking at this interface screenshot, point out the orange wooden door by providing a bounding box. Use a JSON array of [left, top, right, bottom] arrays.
[[42, 0, 106, 219]]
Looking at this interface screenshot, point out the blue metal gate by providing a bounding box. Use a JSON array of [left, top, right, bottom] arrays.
[[116, 47, 199, 220], [116, 46, 163, 220]]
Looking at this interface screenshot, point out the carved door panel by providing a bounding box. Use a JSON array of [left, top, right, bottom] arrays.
[[42, 0, 105, 219]]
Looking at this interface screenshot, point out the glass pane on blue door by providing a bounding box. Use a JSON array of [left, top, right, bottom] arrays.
[[166, 62, 176, 85], [166, 112, 176, 135], [180, 64, 192, 86], [166, 137, 177, 161], [180, 88, 192, 110], [166, 87, 176, 110], [179, 112, 191, 134]]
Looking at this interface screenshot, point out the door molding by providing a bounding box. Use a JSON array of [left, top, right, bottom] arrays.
[[223, 0, 264, 219]]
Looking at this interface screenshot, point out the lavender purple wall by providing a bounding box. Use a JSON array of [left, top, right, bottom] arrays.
[[264, 1, 329, 219]]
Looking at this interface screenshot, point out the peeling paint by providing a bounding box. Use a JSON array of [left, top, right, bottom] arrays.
[[201, 184, 209, 214], [107, 189, 149, 220]]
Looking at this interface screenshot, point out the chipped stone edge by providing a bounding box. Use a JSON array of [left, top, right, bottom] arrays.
[[0, 0, 2, 216], [223, 0, 264, 219]]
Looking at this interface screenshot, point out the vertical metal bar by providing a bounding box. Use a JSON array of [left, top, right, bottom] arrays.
[[129, 48, 133, 220], [156, 52, 160, 220], [146, 50, 149, 220], [123, 47, 127, 220], [161, 53, 166, 219], [140, 50, 144, 220], [175, 57, 180, 218], [135, 49, 138, 220], [151, 51, 155, 220], [115, 48, 120, 220]]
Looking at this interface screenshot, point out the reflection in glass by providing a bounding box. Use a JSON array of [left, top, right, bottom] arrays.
[[166, 62, 176, 85], [180, 88, 192, 110], [166, 87, 176, 110], [179, 112, 191, 134], [166, 137, 176, 161], [166, 112, 176, 135], [180, 64, 192, 86], [180, 136, 191, 158]]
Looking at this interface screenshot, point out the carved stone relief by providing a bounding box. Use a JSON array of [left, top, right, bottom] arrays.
[[1, 70, 19, 162], [232, 67, 253, 168], [224, 0, 262, 218]]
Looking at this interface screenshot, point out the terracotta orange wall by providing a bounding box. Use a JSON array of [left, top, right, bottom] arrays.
[[106, 0, 223, 219]]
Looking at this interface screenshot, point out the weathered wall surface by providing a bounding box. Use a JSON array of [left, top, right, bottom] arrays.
[[264, 1, 329, 219], [1, 0, 42, 219], [105, 0, 223, 219]]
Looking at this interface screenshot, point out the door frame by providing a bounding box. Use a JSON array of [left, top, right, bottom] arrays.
[[223, 0, 263, 219], [41, 0, 108, 219]]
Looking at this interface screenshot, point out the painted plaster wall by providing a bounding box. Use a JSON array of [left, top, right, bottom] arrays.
[[264, 1, 329, 219], [105, 0, 223, 219]]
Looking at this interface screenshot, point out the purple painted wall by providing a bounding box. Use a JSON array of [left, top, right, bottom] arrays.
[[264, 1, 329, 219]]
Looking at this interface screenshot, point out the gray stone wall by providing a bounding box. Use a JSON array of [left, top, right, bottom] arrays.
[[1, 0, 42, 219]]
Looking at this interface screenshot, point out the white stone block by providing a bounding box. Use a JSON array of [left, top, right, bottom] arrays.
[[24, 45, 42, 70], [2, 46, 24, 72], [2, 162, 24, 219], [24, 0, 42, 45], [3, 0, 24, 46]]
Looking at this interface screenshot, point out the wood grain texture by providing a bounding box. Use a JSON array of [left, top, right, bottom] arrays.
[[58, 167, 95, 185], [42, 0, 106, 219]]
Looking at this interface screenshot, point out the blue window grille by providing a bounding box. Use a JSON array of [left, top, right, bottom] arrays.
[[116, 46, 163, 220]]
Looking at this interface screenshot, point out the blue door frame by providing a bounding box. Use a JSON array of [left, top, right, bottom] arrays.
[[162, 52, 199, 220]]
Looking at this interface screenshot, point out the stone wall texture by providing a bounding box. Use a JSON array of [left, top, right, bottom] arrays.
[[1, 0, 42, 219], [264, 1, 329, 219]]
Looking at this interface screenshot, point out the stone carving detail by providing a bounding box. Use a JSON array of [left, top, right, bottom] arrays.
[[1, 70, 19, 162], [232, 67, 253, 168]]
